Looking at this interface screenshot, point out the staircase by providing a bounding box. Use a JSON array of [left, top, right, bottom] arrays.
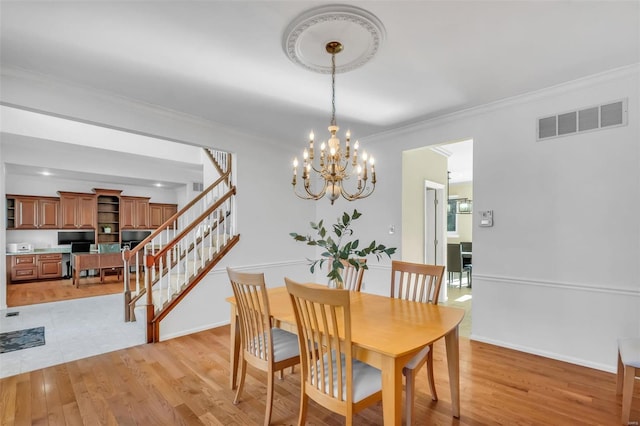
[[123, 149, 240, 343]]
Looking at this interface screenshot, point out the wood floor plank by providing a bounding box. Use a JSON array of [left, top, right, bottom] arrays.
[[42, 367, 66, 426], [14, 377, 32, 426], [27, 370, 47, 425], [0, 375, 18, 425], [7, 277, 123, 307], [1, 324, 638, 425]]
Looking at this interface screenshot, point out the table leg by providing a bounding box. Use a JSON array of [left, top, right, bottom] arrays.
[[381, 355, 403, 426], [229, 307, 240, 390], [445, 325, 461, 418]]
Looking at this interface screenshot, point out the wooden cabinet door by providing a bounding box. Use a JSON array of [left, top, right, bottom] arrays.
[[163, 205, 177, 223], [135, 199, 149, 229], [150, 203, 178, 228], [39, 198, 60, 229], [59, 193, 96, 229], [120, 198, 135, 229], [149, 204, 163, 228], [15, 197, 38, 229], [38, 254, 62, 279], [77, 195, 97, 229], [60, 194, 79, 228], [121, 197, 149, 229]]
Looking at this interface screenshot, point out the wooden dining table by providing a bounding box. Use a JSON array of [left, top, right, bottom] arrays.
[[226, 285, 465, 425]]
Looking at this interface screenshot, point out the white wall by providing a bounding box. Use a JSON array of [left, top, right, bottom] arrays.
[[2, 64, 638, 372], [363, 65, 640, 371]]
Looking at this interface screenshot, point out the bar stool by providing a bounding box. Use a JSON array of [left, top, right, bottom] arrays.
[[617, 337, 640, 425]]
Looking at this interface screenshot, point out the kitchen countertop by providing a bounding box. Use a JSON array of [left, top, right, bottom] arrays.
[[6, 247, 72, 255]]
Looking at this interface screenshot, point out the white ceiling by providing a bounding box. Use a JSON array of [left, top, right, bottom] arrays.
[[1, 1, 638, 185]]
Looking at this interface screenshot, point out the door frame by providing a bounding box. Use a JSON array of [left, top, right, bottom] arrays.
[[424, 180, 446, 301]]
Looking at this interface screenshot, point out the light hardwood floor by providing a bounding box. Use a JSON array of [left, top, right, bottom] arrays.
[[7, 276, 125, 307], [1, 324, 637, 425]]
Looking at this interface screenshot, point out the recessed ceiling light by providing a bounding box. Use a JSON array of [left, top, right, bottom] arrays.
[[40, 171, 52, 176], [154, 183, 163, 187]]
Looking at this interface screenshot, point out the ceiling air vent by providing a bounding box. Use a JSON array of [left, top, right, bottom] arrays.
[[537, 98, 627, 141]]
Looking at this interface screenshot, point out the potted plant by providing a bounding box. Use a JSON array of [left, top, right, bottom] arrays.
[[290, 209, 396, 288]]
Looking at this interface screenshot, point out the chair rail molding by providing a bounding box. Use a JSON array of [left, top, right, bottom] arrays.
[[472, 273, 640, 297]]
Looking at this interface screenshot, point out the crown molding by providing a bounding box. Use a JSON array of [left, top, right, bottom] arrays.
[[0, 66, 284, 150], [364, 63, 640, 144]]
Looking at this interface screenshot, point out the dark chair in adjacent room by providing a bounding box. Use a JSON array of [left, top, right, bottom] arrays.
[[460, 241, 472, 288], [447, 243, 463, 287]]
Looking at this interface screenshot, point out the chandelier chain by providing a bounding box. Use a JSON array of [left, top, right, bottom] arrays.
[[331, 52, 336, 126]]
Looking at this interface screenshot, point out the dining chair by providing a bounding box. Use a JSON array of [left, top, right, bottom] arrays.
[[447, 243, 464, 287], [460, 241, 472, 287], [390, 260, 445, 425], [617, 337, 640, 425], [226, 268, 301, 426], [285, 278, 382, 426], [329, 258, 367, 291]]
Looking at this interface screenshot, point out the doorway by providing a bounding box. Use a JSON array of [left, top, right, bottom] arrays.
[[423, 180, 445, 265]]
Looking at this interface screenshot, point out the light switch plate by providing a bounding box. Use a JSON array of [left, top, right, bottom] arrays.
[[479, 210, 493, 227]]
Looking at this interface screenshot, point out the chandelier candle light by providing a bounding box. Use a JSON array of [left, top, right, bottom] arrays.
[[291, 41, 376, 205]]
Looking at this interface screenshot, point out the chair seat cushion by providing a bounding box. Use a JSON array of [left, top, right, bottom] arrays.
[[619, 337, 640, 368], [403, 344, 430, 372], [271, 327, 300, 362], [312, 352, 381, 403]]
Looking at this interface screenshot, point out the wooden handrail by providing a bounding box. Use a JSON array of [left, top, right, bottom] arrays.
[[145, 186, 236, 266], [204, 148, 230, 187], [123, 150, 239, 341], [124, 169, 231, 264]]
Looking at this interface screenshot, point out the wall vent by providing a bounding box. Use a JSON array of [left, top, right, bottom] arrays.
[[192, 182, 204, 192], [537, 98, 627, 141]]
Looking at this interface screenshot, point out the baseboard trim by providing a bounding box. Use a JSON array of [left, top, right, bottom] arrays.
[[470, 333, 616, 373], [159, 319, 229, 342]]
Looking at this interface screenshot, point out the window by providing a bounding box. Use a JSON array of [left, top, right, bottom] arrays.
[[447, 198, 458, 234]]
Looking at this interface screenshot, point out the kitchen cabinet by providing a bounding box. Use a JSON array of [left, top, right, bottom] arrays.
[[120, 196, 150, 229], [5, 195, 60, 229], [149, 203, 178, 228], [10, 254, 38, 282], [9, 253, 63, 282], [37, 253, 63, 279], [58, 192, 96, 229]]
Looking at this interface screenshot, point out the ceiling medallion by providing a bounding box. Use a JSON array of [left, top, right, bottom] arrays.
[[282, 4, 386, 74]]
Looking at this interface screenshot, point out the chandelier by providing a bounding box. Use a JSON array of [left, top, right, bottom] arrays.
[[291, 41, 376, 205]]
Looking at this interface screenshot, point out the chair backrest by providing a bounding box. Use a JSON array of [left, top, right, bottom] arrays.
[[390, 260, 445, 304], [460, 241, 472, 253], [447, 243, 462, 273], [285, 278, 354, 406], [227, 268, 273, 367], [329, 258, 366, 292]]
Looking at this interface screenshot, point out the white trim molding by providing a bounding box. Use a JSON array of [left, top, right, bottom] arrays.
[[472, 273, 640, 297]]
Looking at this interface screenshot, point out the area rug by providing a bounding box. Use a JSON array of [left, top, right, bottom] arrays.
[[0, 326, 45, 353]]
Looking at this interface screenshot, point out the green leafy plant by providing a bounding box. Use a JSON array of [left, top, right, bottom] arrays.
[[290, 209, 396, 287]]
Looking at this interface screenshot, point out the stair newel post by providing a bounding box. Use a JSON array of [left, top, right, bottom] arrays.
[[123, 246, 131, 322], [144, 251, 155, 343]]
